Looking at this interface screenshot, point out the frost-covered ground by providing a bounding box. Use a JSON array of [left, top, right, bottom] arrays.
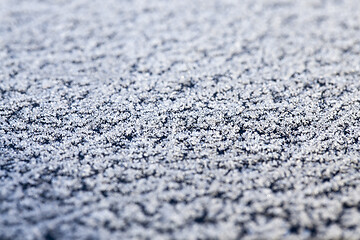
[[1, 0, 360, 239]]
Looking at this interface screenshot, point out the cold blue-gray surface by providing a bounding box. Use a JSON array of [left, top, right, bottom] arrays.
[[1, 0, 360, 239]]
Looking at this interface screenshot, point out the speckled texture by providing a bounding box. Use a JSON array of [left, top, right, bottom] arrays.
[[1, 0, 360, 239]]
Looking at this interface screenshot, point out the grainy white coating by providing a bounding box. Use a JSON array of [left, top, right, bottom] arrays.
[[1, 0, 360, 239]]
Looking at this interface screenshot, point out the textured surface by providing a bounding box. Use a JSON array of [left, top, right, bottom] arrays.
[[1, 0, 360, 239]]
